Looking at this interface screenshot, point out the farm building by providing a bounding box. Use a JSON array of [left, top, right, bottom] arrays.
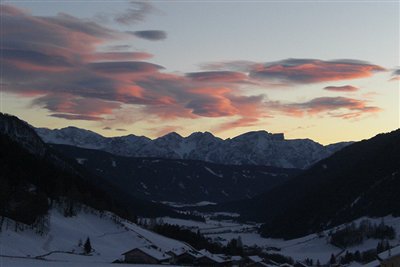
[[168, 247, 203, 265], [122, 246, 171, 264], [377, 245, 400, 267], [196, 249, 231, 266], [246, 255, 274, 267]]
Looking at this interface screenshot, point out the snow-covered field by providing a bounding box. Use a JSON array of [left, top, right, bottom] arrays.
[[159, 216, 257, 237], [160, 201, 216, 208], [159, 215, 400, 263], [0, 207, 191, 266]]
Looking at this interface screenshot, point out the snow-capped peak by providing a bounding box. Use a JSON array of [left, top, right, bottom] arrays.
[[35, 126, 351, 169]]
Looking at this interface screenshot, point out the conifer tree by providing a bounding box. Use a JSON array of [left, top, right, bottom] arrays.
[[330, 253, 336, 265], [84, 237, 92, 254], [354, 250, 361, 262], [237, 236, 243, 249]]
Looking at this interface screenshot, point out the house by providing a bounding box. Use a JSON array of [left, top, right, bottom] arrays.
[[362, 246, 400, 267], [214, 254, 245, 267], [362, 260, 380, 267], [248, 255, 264, 264], [377, 245, 400, 267], [176, 251, 202, 265], [230, 255, 245, 266], [196, 255, 230, 266], [246, 255, 273, 267], [167, 247, 203, 265], [293, 262, 308, 267], [196, 249, 231, 266], [122, 246, 171, 264], [265, 259, 280, 266], [247, 262, 273, 267], [382, 254, 400, 266]]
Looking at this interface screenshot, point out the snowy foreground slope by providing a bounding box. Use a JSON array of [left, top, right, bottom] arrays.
[[2, 206, 400, 267], [0, 207, 189, 266], [0, 258, 180, 267]]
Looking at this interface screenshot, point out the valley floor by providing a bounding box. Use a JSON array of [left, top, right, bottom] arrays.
[[160, 214, 400, 263]]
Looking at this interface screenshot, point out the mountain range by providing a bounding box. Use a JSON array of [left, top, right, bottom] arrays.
[[36, 127, 351, 169]]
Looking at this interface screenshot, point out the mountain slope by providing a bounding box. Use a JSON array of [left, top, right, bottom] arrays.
[[1, 207, 191, 265], [219, 129, 400, 239], [50, 144, 299, 203], [0, 113, 177, 224], [36, 127, 351, 169]]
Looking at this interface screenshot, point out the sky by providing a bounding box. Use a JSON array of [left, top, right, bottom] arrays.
[[1, 0, 399, 144]]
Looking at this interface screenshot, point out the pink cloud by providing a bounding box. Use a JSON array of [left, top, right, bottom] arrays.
[[50, 114, 104, 121], [186, 71, 248, 83], [214, 117, 260, 134], [32, 94, 120, 118], [266, 97, 381, 119], [85, 51, 153, 61], [324, 85, 359, 92], [250, 59, 385, 83], [389, 69, 400, 81], [1, 4, 385, 133]]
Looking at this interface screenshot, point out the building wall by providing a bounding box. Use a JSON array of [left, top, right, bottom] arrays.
[[247, 262, 268, 267], [196, 256, 218, 266], [175, 253, 196, 265], [124, 249, 158, 264], [381, 255, 400, 267]]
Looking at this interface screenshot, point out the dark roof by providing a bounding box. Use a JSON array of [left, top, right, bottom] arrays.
[[122, 246, 171, 261], [378, 245, 400, 262]]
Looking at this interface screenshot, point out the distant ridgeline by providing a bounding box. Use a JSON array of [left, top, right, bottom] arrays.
[[36, 127, 350, 169]]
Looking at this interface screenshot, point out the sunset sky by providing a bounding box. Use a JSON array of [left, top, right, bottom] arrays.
[[1, 1, 399, 144]]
